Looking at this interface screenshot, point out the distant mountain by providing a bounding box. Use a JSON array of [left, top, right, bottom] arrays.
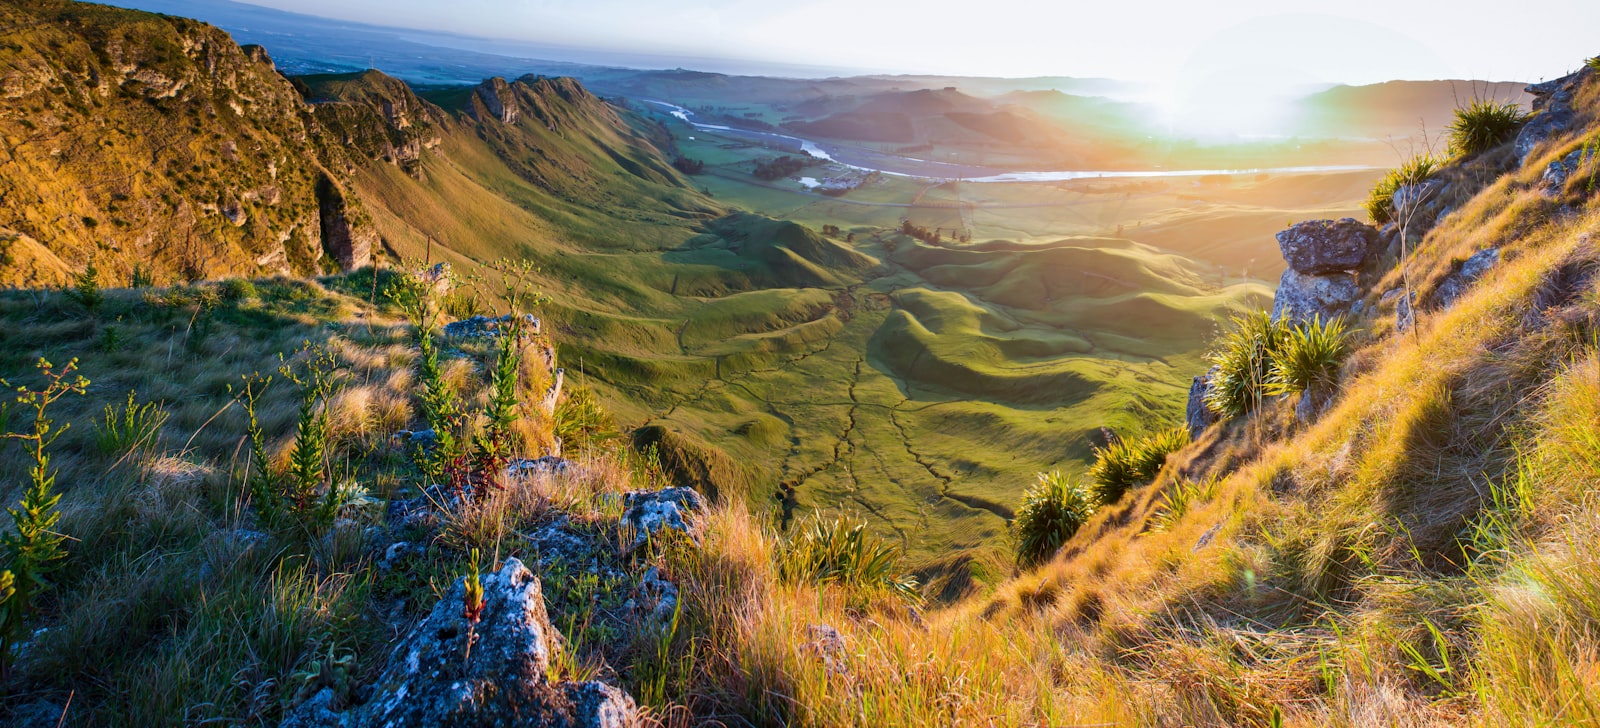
[[1292, 80, 1533, 140], [0, 0, 711, 285]]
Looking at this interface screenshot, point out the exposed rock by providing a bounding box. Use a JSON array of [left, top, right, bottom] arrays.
[[507, 456, 574, 478], [285, 558, 642, 727], [1275, 218, 1381, 274], [805, 624, 851, 679], [473, 77, 519, 124], [1517, 68, 1592, 163], [444, 313, 542, 340], [1518, 109, 1578, 163], [625, 566, 680, 624], [622, 487, 707, 549], [1271, 268, 1361, 324], [1185, 370, 1217, 437], [1391, 178, 1451, 232], [314, 173, 374, 271], [1433, 247, 1501, 309], [1542, 149, 1590, 195], [1382, 287, 1418, 333]]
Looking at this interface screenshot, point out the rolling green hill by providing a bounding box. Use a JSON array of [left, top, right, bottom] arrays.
[[0, 0, 1268, 573]]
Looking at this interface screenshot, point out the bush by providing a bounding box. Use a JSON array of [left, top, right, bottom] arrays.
[[220, 278, 257, 303], [1205, 311, 1291, 419], [1447, 100, 1527, 158], [66, 260, 104, 313], [1267, 315, 1351, 398], [92, 391, 170, 457], [1012, 471, 1097, 567], [1365, 154, 1442, 225], [778, 513, 919, 600], [1088, 427, 1190, 505]]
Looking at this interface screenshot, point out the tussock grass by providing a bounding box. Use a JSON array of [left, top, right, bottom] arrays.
[[1011, 471, 1096, 567], [1266, 315, 1351, 399], [1087, 426, 1189, 505], [778, 512, 919, 600], [1366, 154, 1442, 225], [1205, 311, 1290, 419], [1446, 100, 1527, 158]]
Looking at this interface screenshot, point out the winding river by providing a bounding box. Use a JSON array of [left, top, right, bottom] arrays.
[[645, 100, 1376, 183]]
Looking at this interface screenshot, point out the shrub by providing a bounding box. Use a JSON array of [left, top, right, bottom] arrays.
[[778, 513, 919, 600], [128, 264, 155, 288], [1012, 471, 1097, 567], [1088, 427, 1190, 505], [276, 346, 346, 530], [1267, 315, 1351, 399], [92, 390, 170, 457], [471, 326, 522, 491], [1447, 100, 1527, 158], [67, 260, 104, 313], [0, 359, 88, 675], [220, 278, 258, 303], [1205, 311, 1291, 419], [1366, 154, 1442, 225]]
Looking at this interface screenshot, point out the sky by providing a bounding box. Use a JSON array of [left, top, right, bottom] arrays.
[[232, 0, 1599, 86]]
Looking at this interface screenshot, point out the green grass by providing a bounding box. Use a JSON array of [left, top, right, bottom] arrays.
[[1011, 471, 1097, 567], [1366, 154, 1443, 225], [1447, 100, 1528, 158], [1266, 315, 1351, 398], [1086, 426, 1189, 505], [1204, 311, 1290, 419]]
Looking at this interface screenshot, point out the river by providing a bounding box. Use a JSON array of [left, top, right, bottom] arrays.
[[644, 100, 1376, 183]]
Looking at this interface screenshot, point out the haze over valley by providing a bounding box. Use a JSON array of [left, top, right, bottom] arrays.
[[1, 0, 1598, 724]]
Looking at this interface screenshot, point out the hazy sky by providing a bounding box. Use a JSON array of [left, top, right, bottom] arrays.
[[232, 0, 1598, 84]]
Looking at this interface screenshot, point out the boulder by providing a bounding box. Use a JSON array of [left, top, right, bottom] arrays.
[[1517, 109, 1578, 163], [285, 557, 642, 727], [1517, 67, 1592, 164], [507, 456, 573, 478], [444, 313, 542, 340], [1184, 370, 1217, 436], [625, 566, 680, 624], [622, 487, 706, 549], [1275, 218, 1381, 275], [1433, 247, 1501, 309], [1542, 149, 1589, 195], [1271, 269, 1361, 324]]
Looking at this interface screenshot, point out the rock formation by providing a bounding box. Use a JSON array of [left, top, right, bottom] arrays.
[[285, 558, 641, 728], [1269, 218, 1380, 323]]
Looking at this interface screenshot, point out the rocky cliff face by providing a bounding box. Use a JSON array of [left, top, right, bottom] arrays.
[[0, 0, 346, 280]]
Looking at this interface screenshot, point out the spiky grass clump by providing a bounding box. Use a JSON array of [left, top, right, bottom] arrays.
[[1150, 478, 1219, 532], [778, 513, 919, 600], [1447, 100, 1528, 158], [1012, 471, 1097, 567], [92, 390, 170, 456], [1088, 427, 1190, 506], [1366, 154, 1442, 225], [1205, 311, 1291, 419], [1267, 315, 1351, 398]]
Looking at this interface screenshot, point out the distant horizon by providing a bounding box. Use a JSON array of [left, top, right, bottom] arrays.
[[214, 0, 1595, 86]]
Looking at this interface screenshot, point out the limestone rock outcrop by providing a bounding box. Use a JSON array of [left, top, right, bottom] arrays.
[[1276, 218, 1381, 275], [284, 558, 642, 728]]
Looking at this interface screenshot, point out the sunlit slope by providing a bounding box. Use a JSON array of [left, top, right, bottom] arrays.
[[324, 72, 1279, 566]]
